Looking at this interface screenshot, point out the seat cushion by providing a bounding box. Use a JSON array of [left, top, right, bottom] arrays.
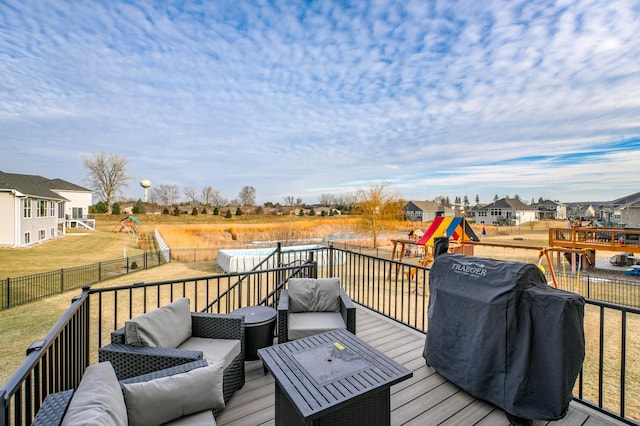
[[288, 278, 340, 312], [162, 410, 216, 425], [125, 298, 192, 349], [177, 337, 241, 368], [62, 362, 128, 426], [288, 312, 346, 340], [121, 361, 224, 426]]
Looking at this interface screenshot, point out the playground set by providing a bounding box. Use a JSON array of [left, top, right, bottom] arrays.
[[391, 217, 640, 286]]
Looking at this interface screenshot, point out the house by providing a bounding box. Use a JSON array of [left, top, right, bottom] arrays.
[[530, 199, 568, 220], [404, 201, 454, 222], [473, 197, 537, 225], [609, 192, 640, 228], [0, 171, 93, 248], [46, 178, 94, 228], [566, 204, 597, 222]]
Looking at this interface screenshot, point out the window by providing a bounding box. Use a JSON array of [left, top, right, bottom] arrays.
[[39, 229, 46, 240], [23, 199, 32, 218], [37, 200, 47, 217], [72, 207, 84, 219], [24, 232, 30, 245], [50, 201, 56, 217]]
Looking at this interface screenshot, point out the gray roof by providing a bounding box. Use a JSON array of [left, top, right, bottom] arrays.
[[0, 171, 73, 201], [46, 178, 91, 192], [611, 192, 640, 208], [479, 198, 536, 211], [405, 200, 441, 211]]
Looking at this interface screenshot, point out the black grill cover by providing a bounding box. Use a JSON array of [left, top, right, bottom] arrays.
[[423, 254, 585, 421]]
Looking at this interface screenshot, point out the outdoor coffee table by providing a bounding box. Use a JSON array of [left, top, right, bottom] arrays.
[[258, 328, 413, 425]]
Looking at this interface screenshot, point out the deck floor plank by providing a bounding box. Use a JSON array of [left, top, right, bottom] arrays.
[[216, 305, 626, 426]]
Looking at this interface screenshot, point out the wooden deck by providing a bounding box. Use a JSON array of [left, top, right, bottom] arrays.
[[216, 305, 628, 426]]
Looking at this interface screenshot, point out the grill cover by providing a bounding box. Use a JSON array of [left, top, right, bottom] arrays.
[[423, 254, 585, 421]]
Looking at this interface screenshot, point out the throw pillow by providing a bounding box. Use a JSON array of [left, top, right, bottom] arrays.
[[121, 361, 224, 426], [125, 297, 191, 348], [62, 362, 128, 426], [289, 278, 340, 312]]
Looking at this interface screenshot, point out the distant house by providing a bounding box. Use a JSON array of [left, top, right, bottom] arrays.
[[608, 192, 640, 228], [530, 199, 568, 220], [404, 201, 454, 222], [473, 198, 537, 225], [567, 204, 597, 222], [0, 171, 93, 248]]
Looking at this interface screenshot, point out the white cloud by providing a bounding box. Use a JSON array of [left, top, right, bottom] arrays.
[[0, 0, 638, 204]]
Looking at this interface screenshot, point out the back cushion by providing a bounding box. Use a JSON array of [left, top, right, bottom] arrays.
[[125, 298, 191, 348], [62, 362, 128, 426], [288, 278, 340, 312]]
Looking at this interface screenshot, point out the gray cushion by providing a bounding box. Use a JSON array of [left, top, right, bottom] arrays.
[[121, 361, 225, 426], [288, 312, 346, 340], [178, 337, 241, 368], [125, 298, 191, 348], [62, 362, 128, 426], [162, 410, 216, 425], [288, 278, 340, 312]]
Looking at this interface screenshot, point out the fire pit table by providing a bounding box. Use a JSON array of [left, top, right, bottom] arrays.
[[258, 328, 412, 425]]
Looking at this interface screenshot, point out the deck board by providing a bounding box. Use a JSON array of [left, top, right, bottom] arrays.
[[215, 305, 628, 426]]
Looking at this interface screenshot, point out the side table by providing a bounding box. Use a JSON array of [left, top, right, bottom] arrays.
[[232, 305, 276, 360]]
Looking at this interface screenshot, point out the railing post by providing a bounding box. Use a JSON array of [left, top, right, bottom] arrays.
[[60, 268, 64, 293], [126, 257, 129, 274], [5, 278, 10, 310], [329, 242, 335, 276], [0, 389, 6, 426], [98, 262, 102, 282]]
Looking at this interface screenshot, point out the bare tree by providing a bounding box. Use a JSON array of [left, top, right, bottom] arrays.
[[150, 184, 181, 208], [238, 186, 256, 207], [356, 182, 404, 248], [283, 196, 295, 210], [318, 193, 336, 207], [211, 190, 228, 208], [83, 151, 131, 213], [201, 186, 215, 206], [183, 186, 199, 207]]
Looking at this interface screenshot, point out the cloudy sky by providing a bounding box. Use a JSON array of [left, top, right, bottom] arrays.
[[1, 0, 639, 205]]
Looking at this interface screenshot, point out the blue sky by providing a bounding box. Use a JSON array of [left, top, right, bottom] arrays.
[[1, 0, 639, 205]]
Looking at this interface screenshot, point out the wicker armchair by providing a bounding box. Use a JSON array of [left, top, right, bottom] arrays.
[[278, 281, 356, 344], [33, 360, 210, 426], [99, 312, 245, 412]]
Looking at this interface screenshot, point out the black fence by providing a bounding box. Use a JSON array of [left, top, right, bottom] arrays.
[[0, 251, 167, 311]]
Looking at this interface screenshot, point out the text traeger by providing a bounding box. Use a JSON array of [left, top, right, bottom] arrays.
[[451, 263, 487, 276]]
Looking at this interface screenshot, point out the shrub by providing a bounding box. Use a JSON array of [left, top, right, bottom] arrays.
[[130, 261, 138, 270], [112, 202, 121, 215], [225, 210, 232, 218], [236, 207, 242, 216], [213, 207, 219, 215], [191, 207, 199, 216]]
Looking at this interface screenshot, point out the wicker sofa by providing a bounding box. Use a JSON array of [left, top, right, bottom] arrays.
[[33, 360, 219, 426], [98, 298, 245, 415], [277, 277, 356, 343]]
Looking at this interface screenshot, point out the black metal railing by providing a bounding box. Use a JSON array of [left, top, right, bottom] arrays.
[[0, 252, 167, 311], [554, 272, 640, 309], [2, 246, 640, 425]]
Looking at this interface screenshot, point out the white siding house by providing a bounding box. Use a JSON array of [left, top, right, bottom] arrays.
[[474, 198, 537, 226], [0, 171, 93, 247]]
